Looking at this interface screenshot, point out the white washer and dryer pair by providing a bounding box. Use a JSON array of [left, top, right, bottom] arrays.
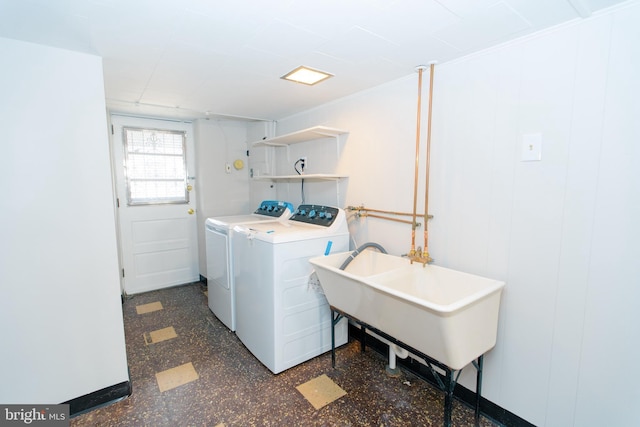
[[205, 200, 294, 331], [232, 204, 349, 374]]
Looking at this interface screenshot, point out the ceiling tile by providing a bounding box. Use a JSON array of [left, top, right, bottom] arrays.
[[435, 0, 506, 16], [317, 26, 397, 63], [432, 2, 532, 52], [87, 1, 178, 60], [221, 46, 299, 79], [362, 0, 461, 40], [0, 0, 632, 120], [244, 19, 329, 58], [172, 9, 261, 56], [102, 59, 154, 90], [0, 1, 93, 53], [585, 0, 631, 10], [382, 35, 463, 66], [504, 0, 577, 26], [276, 0, 392, 38]]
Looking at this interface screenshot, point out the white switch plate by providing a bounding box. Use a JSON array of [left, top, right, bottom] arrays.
[[521, 133, 542, 162]]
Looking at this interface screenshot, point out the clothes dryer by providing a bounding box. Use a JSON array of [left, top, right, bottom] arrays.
[[232, 204, 349, 374], [205, 200, 294, 331]]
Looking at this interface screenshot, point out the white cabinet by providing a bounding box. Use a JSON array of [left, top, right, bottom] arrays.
[[249, 126, 348, 181]]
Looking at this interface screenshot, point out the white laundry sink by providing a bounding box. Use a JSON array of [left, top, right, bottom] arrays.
[[309, 250, 505, 370]]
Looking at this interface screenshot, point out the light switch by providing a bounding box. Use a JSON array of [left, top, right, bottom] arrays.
[[521, 133, 542, 162]]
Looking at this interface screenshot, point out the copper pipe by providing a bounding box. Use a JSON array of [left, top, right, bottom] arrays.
[[359, 212, 418, 226], [422, 63, 436, 262], [411, 66, 426, 255], [350, 206, 432, 219]]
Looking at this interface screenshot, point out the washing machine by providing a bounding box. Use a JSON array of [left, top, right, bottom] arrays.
[[232, 204, 349, 374], [205, 200, 294, 331]]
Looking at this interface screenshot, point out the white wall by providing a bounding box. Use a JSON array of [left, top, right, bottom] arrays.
[[247, 120, 278, 209], [0, 38, 129, 403], [194, 119, 251, 275], [276, 3, 640, 426]]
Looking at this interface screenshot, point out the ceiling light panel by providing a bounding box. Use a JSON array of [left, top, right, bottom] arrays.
[[281, 66, 334, 85]]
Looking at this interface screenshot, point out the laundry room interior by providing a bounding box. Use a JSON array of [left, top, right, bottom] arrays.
[[1, 1, 639, 426]]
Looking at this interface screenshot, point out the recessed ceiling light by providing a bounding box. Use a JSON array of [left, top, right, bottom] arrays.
[[281, 66, 333, 85]]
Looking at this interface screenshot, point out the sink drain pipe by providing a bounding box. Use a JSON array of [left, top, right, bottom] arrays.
[[336, 243, 415, 376], [386, 342, 410, 376], [363, 328, 410, 376]]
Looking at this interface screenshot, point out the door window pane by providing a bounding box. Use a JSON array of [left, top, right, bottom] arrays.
[[123, 127, 188, 205]]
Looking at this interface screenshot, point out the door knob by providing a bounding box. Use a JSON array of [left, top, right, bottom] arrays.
[[187, 208, 195, 215]]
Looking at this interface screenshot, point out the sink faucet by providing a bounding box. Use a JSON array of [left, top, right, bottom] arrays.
[[406, 246, 433, 266]]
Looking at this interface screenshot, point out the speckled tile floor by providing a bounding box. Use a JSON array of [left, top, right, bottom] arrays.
[[71, 283, 499, 427]]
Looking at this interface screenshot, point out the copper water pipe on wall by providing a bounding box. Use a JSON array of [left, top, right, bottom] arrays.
[[421, 63, 436, 264], [410, 66, 426, 257], [356, 212, 418, 226], [348, 64, 437, 264], [347, 205, 433, 219], [408, 63, 436, 266]]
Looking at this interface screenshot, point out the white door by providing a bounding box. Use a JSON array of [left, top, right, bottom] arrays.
[[110, 115, 199, 295]]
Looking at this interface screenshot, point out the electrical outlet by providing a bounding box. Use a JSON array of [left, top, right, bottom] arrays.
[[301, 156, 307, 171]]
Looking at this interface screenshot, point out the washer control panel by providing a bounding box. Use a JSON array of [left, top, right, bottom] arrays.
[[290, 204, 339, 227], [254, 200, 294, 218]]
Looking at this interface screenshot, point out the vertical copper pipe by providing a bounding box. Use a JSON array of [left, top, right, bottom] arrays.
[[423, 63, 436, 259], [411, 67, 425, 255]]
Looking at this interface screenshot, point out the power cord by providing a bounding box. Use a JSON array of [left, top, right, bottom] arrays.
[[294, 158, 306, 204], [294, 158, 306, 175]]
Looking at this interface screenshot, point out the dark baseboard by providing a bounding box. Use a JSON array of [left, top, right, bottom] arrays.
[[66, 380, 132, 417], [200, 274, 207, 285], [347, 324, 533, 427]]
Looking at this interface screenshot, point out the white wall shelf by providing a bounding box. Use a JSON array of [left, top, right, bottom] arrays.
[[251, 125, 348, 147], [252, 173, 347, 181], [250, 125, 348, 182]]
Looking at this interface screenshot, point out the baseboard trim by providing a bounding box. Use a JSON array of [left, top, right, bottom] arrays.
[[347, 324, 533, 427], [66, 380, 132, 417]]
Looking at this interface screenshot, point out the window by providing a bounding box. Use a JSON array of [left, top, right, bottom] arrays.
[[123, 127, 188, 205]]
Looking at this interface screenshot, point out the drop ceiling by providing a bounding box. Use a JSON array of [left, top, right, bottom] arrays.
[[0, 0, 630, 121]]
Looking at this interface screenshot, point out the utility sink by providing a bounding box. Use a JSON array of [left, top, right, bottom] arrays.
[[309, 250, 505, 370]]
